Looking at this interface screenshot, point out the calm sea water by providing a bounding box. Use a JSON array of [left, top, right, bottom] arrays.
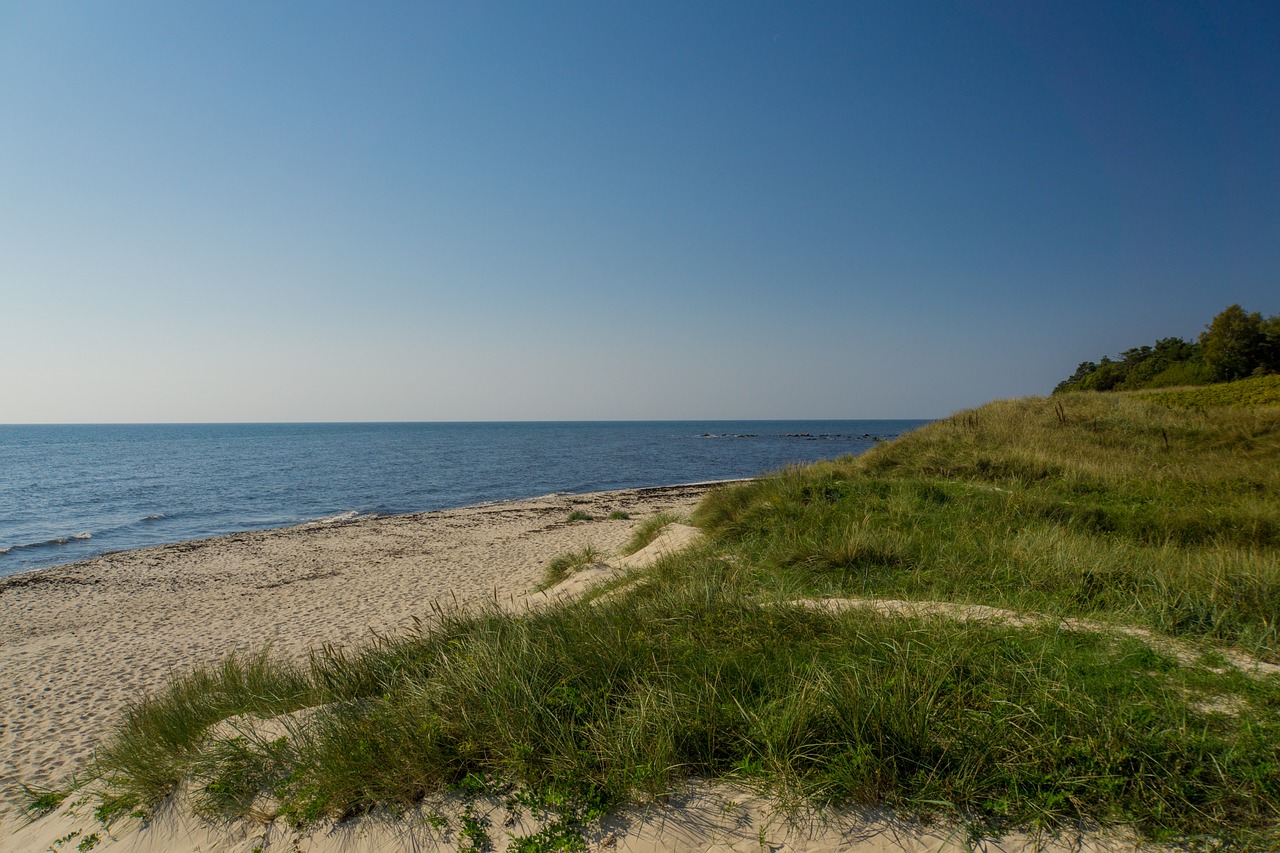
[[0, 420, 927, 577]]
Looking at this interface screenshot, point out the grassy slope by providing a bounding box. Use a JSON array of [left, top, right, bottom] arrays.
[[697, 388, 1279, 653], [1132, 374, 1280, 410], [66, 387, 1280, 848]]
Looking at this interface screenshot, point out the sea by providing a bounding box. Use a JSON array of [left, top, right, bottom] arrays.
[[0, 420, 928, 578]]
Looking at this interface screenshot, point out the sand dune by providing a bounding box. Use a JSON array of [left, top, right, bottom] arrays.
[[0, 483, 1162, 851]]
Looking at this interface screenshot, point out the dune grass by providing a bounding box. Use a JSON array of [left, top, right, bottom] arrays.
[[18, 783, 72, 820], [538, 544, 602, 590], [695, 391, 1280, 656], [90, 651, 313, 823], [86, 572, 1280, 845], [74, 389, 1280, 847], [619, 512, 683, 556], [1131, 373, 1280, 410]]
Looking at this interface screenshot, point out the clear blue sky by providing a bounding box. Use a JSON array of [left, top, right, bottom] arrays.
[[2, 1, 1275, 422]]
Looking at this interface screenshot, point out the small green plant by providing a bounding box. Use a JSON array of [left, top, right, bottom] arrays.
[[63, 795, 90, 818], [620, 512, 682, 555], [20, 782, 71, 820], [539, 545, 601, 589], [606, 510, 630, 520], [49, 830, 80, 851], [508, 785, 607, 853], [733, 754, 764, 778], [92, 791, 140, 827], [566, 510, 594, 522], [459, 804, 493, 852], [509, 820, 587, 852], [455, 772, 495, 797], [77, 834, 101, 852]]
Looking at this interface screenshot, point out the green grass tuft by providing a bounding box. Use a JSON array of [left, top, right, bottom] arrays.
[[539, 545, 602, 590], [91, 650, 313, 820], [619, 512, 682, 556], [19, 782, 72, 820]]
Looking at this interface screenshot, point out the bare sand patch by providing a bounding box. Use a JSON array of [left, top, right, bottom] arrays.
[[0, 779, 1157, 853]]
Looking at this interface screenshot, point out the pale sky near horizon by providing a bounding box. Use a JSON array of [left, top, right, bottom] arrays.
[[2, 1, 1276, 423]]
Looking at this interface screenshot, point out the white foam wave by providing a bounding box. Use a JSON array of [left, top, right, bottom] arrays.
[[1, 534, 84, 553], [309, 510, 361, 525]]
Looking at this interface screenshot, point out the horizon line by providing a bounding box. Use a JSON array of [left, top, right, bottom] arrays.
[[0, 416, 940, 427]]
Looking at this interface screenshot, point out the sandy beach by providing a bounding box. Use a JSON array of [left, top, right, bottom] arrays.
[[0, 483, 1159, 851], [0, 485, 712, 819]]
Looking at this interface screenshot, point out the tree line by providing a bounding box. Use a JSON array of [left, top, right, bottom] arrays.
[[1055, 304, 1280, 393]]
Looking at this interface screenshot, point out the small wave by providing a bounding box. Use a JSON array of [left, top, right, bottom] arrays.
[[29, 537, 68, 547], [0, 533, 93, 554], [308, 510, 361, 525]]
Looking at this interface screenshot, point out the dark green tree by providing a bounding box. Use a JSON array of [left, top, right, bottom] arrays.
[[1055, 304, 1275, 393], [1199, 305, 1264, 381], [1054, 361, 1099, 393], [1084, 356, 1127, 391], [1260, 314, 1280, 374]]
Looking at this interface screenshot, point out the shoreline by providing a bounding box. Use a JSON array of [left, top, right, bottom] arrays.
[[0, 479, 748, 584], [0, 481, 722, 822]]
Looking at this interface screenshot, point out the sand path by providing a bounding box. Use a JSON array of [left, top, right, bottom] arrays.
[[795, 598, 1280, 679]]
